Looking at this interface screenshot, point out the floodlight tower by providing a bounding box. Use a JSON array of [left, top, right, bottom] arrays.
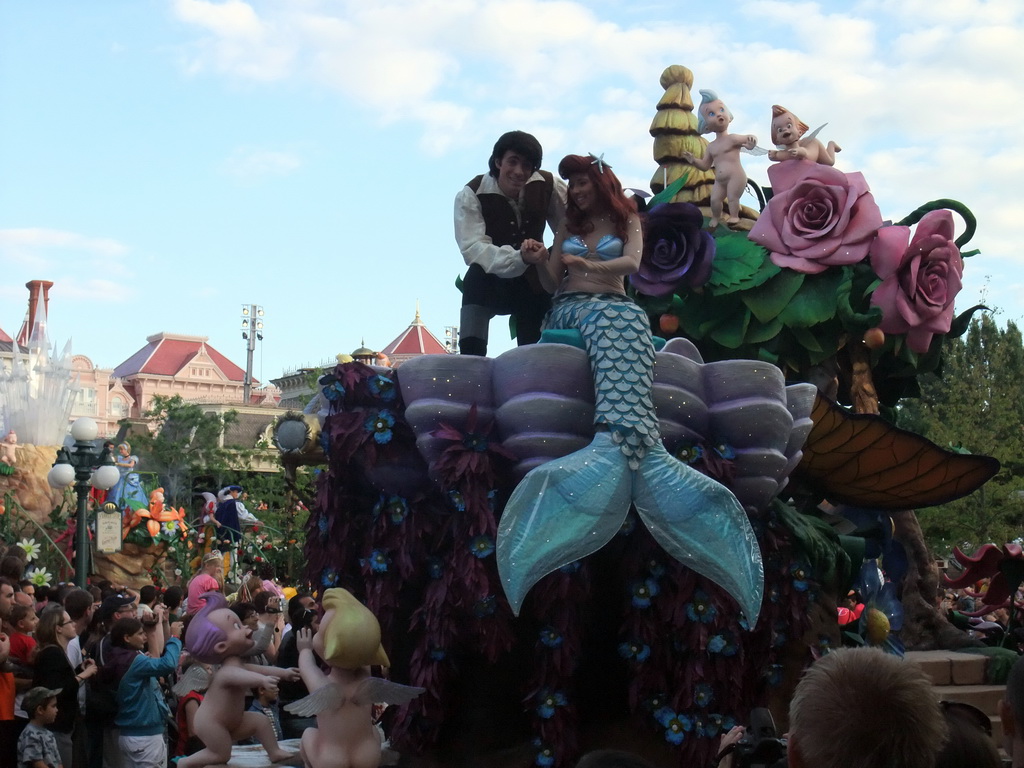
[[241, 304, 265, 403]]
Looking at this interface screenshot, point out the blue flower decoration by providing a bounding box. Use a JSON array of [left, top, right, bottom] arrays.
[[536, 690, 568, 719], [654, 707, 692, 745], [426, 557, 444, 580], [365, 410, 395, 444], [472, 595, 496, 617], [646, 559, 666, 579], [693, 683, 714, 709], [317, 516, 329, 534], [360, 549, 390, 573], [447, 490, 466, 512], [368, 374, 397, 402], [429, 647, 447, 661], [772, 619, 789, 648], [386, 496, 408, 524], [631, 578, 660, 608], [558, 560, 581, 574], [709, 631, 738, 656], [712, 442, 736, 460], [533, 738, 555, 767], [320, 376, 345, 402], [700, 713, 723, 738], [675, 443, 704, 464], [764, 663, 783, 687], [321, 567, 339, 587], [539, 627, 563, 648], [618, 641, 651, 662], [685, 590, 717, 623], [790, 561, 810, 592], [469, 535, 495, 559], [642, 693, 668, 712], [617, 514, 637, 536], [462, 432, 489, 452], [318, 430, 331, 457]]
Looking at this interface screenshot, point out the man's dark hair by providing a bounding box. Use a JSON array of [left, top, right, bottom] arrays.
[[109, 617, 143, 648], [253, 590, 274, 614], [163, 585, 183, 611], [488, 130, 543, 178], [0, 555, 24, 580], [139, 585, 157, 605], [288, 592, 312, 624], [64, 588, 94, 622]]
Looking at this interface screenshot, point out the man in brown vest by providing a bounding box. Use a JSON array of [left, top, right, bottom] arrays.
[[454, 130, 566, 356]]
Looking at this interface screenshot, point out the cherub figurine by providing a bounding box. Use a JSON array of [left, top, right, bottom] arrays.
[[286, 588, 424, 768], [767, 104, 841, 166], [680, 89, 757, 230], [0, 431, 17, 466], [176, 592, 300, 767]]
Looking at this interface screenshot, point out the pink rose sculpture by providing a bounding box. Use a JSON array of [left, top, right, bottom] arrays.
[[868, 209, 963, 353], [750, 160, 882, 274]]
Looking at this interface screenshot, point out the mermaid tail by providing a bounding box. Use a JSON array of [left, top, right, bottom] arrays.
[[496, 293, 764, 623]]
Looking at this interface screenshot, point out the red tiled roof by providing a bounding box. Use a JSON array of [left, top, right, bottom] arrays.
[[0, 326, 12, 344], [113, 333, 252, 383], [381, 310, 448, 357]]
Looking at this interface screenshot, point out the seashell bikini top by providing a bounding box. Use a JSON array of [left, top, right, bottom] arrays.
[[561, 234, 624, 261]]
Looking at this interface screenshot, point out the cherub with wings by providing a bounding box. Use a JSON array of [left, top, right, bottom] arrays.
[[285, 588, 424, 768], [680, 88, 757, 230], [767, 104, 841, 166]]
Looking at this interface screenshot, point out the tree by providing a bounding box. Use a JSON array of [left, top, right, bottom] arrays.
[[898, 315, 1024, 555], [122, 395, 242, 508]]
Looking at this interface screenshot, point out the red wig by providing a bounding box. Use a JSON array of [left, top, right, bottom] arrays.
[[558, 154, 637, 242]]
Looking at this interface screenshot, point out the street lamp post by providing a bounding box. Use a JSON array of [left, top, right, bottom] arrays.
[[241, 304, 265, 403], [47, 417, 120, 588]]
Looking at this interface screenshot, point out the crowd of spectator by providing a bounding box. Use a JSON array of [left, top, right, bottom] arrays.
[[2, 534, 1019, 768]]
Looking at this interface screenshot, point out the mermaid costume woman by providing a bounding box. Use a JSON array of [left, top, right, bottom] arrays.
[[496, 235, 764, 623]]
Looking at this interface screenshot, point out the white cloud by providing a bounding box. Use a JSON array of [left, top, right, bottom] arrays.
[[221, 146, 303, 180], [0, 229, 128, 262], [173, 0, 295, 80]]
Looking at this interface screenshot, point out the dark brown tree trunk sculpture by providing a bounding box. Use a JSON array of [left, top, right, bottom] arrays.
[[893, 509, 981, 650]]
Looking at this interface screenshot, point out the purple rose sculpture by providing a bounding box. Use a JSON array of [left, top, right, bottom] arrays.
[[868, 209, 963, 353], [750, 161, 882, 274], [630, 202, 715, 297]]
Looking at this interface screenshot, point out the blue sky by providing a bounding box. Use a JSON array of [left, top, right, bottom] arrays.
[[2, 0, 1021, 387]]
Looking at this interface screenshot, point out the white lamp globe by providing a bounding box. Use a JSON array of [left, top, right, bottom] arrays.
[[48, 463, 76, 488], [70, 418, 98, 442], [91, 464, 121, 490]]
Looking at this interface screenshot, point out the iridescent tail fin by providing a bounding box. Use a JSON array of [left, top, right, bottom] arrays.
[[633, 442, 763, 624], [497, 432, 632, 615], [497, 433, 764, 624]]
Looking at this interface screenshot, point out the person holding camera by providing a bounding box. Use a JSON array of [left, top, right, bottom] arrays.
[[251, 591, 284, 665]]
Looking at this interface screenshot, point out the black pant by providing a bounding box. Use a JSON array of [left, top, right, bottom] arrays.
[[460, 265, 550, 355]]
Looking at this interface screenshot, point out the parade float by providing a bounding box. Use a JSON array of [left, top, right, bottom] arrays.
[[273, 65, 997, 767]]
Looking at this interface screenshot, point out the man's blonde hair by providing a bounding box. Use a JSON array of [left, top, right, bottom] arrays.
[[789, 647, 946, 768]]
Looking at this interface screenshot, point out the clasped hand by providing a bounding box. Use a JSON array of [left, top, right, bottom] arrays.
[[520, 239, 548, 264]]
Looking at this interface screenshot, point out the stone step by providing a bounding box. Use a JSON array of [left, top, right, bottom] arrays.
[[904, 649, 987, 686], [905, 649, 1006, 751]]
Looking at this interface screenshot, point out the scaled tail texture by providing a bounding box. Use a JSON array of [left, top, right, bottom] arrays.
[[496, 292, 763, 624]]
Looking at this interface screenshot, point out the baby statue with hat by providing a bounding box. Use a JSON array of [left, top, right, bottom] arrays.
[[287, 588, 424, 768], [175, 593, 301, 767]]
